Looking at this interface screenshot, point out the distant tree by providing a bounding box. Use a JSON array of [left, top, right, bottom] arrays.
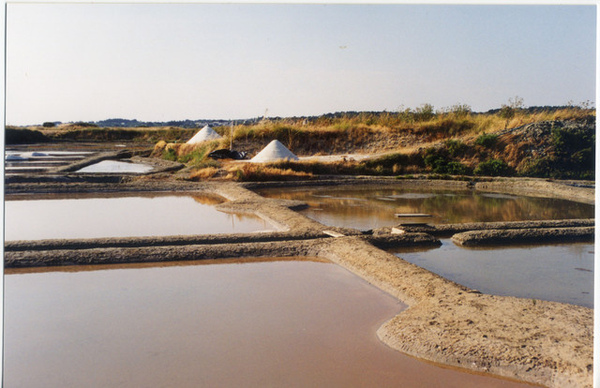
[[42, 122, 56, 128], [499, 96, 525, 130], [414, 103, 435, 121]]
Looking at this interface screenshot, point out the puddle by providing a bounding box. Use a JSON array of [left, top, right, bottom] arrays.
[[394, 240, 594, 308], [256, 186, 594, 230], [5, 193, 272, 240], [76, 160, 154, 173], [4, 258, 535, 388]]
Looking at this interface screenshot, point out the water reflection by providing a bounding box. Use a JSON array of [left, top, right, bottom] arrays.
[[4, 258, 535, 388], [393, 240, 594, 308], [257, 186, 594, 230], [5, 194, 272, 240]]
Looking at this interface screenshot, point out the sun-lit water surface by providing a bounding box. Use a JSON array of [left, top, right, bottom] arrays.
[[256, 186, 594, 230], [5, 193, 272, 240], [4, 258, 535, 388]]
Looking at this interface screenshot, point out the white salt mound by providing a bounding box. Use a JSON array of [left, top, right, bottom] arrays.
[[77, 160, 154, 174], [251, 140, 299, 163], [187, 125, 222, 144]]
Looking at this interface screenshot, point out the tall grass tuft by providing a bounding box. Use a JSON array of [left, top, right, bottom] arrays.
[[225, 164, 312, 181]]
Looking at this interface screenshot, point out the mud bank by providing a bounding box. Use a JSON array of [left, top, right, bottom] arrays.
[[5, 231, 439, 256], [314, 237, 592, 388], [452, 226, 594, 246], [392, 219, 595, 237], [473, 178, 594, 205], [4, 233, 440, 268], [4, 175, 594, 387]]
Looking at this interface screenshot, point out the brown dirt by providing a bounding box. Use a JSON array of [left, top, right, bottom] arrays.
[[451, 226, 594, 246]]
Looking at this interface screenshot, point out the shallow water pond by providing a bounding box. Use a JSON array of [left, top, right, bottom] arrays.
[[256, 186, 594, 230], [394, 240, 594, 308], [257, 185, 594, 307], [5, 193, 272, 240], [4, 258, 535, 388], [5, 149, 93, 173]]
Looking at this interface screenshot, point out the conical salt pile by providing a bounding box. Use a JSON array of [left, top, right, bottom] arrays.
[[187, 125, 222, 144], [251, 140, 299, 163]]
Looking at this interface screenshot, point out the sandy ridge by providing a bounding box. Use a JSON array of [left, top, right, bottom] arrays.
[[452, 226, 594, 246], [315, 236, 592, 388]]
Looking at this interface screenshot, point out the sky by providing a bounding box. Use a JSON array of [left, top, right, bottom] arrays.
[[4, 2, 597, 125]]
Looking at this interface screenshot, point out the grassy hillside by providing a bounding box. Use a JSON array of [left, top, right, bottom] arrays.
[[10, 105, 595, 180], [153, 106, 595, 180]]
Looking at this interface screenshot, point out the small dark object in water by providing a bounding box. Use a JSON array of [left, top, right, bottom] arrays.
[[208, 149, 247, 160], [395, 213, 433, 218], [574, 268, 593, 273]]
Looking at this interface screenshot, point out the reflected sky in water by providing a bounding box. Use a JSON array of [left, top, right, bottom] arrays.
[[394, 240, 594, 308], [4, 259, 534, 388], [5, 194, 271, 240]]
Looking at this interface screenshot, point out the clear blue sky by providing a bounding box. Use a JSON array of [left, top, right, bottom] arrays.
[[5, 3, 596, 125]]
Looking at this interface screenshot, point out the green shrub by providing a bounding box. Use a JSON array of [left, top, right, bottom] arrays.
[[414, 103, 435, 122], [450, 103, 472, 118], [5, 128, 49, 144], [517, 157, 554, 178], [362, 152, 422, 169], [551, 125, 595, 158], [178, 149, 205, 165], [422, 147, 470, 175], [162, 148, 177, 161], [474, 159, 511, 176], [445, 139, 468, 157], [445, 161, 470, 175], [475, 133, 498, 148], [571, 147, 594, 167], [424, 155, 447, 173]]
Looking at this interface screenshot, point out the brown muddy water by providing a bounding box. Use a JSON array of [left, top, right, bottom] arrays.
[[4, 193, 272, 240], [4, 258, 536, 388], [255, 186, 594, 230]]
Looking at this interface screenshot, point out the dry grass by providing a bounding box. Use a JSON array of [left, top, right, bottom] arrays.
[[153, 140, 221, 166], [146, 105, 594, 180], [189, 167, 219, 180], [226, 107, 594, 150], [224, 164, 312, 181]]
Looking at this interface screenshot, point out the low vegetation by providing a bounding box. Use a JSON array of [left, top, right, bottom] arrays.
[[223, 164, 313, 182], [13, 100, 594, 181]]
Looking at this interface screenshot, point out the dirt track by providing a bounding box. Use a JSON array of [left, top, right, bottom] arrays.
[[4, 175, 595, 388]]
